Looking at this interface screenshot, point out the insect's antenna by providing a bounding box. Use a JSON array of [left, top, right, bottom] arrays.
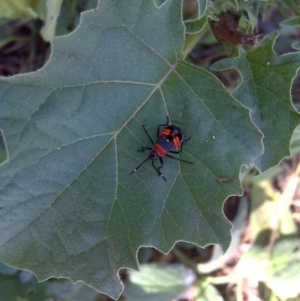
[[128, 157, 150, 175]]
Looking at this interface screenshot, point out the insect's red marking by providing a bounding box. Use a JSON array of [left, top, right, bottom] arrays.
[[172, 136, 181, 149], [153, 143, 166, 156], [159, 128, 172, 137]]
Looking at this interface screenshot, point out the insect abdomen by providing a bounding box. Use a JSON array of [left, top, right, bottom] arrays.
[[153, 143, 166, 156]]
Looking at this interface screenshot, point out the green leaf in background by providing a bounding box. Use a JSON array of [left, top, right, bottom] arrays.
[[249, 180, 281, 241], [185, 15, 208, 34], [0, 0, 263, 298], [236, 236, 300, 300], [267, 237, 300, 299], [195, 280, 223, 301], [239, 7, 257, 33], [280, 0, 300, 15], [0, 271, 47, 301], [196, 0, 209, 18], [123, 263, 196, 301], [280, 17, 300, 50], [0, 0, 40, 19], [291, 125, 300, 155], [249, 175, 297, 242], [214, 0, 238, 12], [280, 16, 300, 27], [212, 32, 300, 171]]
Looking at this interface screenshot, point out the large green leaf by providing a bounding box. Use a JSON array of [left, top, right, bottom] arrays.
[[211, 32, 300, 171], [0, 0, 263, 299]]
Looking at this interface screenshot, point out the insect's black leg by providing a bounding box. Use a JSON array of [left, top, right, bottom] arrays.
[[152, 158, 167, 182], [158, 157, 164, 171], [165, 153, 193, 164], [142, 125, 155, 145], [156, 116, 169, 137], [138, 146, 152, 152], [128, 157, 150, 175], [169, 137, 191, 154]]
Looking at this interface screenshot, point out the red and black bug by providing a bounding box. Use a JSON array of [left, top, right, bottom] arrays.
[[128, 117, 193, 182]]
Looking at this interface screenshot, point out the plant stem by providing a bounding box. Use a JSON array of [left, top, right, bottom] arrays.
[[182, 23, 211, 60]]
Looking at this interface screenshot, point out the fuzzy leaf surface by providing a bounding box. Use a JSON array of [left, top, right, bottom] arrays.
[[0, 0, 262, 298]]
